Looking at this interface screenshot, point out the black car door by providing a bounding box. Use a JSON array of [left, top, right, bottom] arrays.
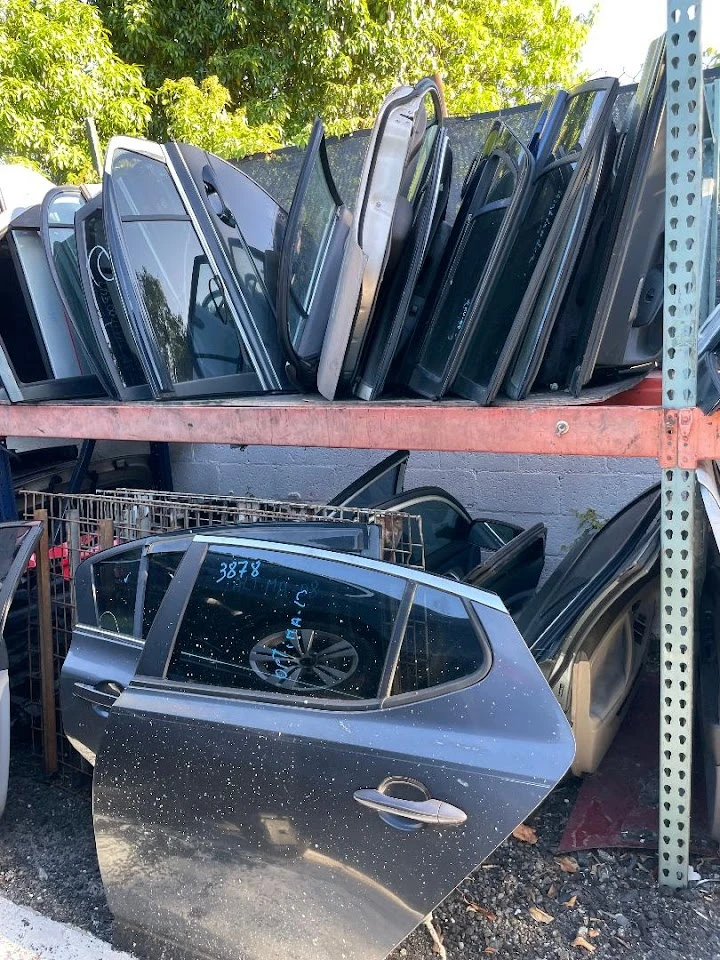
[[92, 534, 574, 960], [407, 121, 534, 402], [329, 450, 410, 508], [465, 521, 547, 616]]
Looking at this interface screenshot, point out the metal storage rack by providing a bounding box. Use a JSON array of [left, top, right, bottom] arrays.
[[0, 0, 712, 888]]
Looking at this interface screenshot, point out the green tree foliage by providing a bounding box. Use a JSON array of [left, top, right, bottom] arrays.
[[96, 0, 591, 141], [154, 77, 283, 156], [0, 0, 150, 182]]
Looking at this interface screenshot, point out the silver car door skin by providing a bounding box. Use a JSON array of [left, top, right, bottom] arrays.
[[92, 535, 574, 960]]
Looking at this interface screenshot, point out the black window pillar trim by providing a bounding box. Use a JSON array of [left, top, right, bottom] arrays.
[[135, 538, 209, 679]]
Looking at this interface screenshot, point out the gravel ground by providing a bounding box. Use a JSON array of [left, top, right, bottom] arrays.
[[1, 750, 719, 960]]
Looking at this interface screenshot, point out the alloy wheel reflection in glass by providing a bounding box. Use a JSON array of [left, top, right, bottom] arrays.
[[249, 629, 359, 691]]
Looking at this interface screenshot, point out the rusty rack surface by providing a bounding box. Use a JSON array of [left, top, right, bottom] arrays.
[[18, 487, 423, 780], [0, 376, 716, 467]]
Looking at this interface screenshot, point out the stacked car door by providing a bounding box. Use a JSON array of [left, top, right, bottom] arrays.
[[87, 533, 574, 960]]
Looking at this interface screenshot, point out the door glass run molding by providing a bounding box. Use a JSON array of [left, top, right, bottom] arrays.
[[660, 0, 702, 889]]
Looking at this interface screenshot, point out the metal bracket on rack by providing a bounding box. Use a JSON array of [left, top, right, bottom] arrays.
[[660, 408, 701, 468]]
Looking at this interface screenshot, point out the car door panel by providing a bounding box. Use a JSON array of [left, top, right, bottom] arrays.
[[466, 522, 546, 615], [92, 538, 574, 960], [0, 521, 44, 818], [61, 626, 143, 765]]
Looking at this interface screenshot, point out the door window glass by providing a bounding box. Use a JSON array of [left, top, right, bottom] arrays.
[[47, 192, 83, 226], [287, 146, 339, 350], [406, 498, 471, 562], [201, 158, 286, 303], [142, 550, 183, 635], [93, 547, 142, 635], [122, 220, 246, 383], [112, 151, 185, 217], [167, 545, 404, 701], [392, 586, 487, 694]]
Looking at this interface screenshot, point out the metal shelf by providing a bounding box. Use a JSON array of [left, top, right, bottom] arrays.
[[0, 375, 715, 468], [0, 1, 708, 890]]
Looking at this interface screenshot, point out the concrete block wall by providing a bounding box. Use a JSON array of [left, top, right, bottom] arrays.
[[171, 445, 659, 571]]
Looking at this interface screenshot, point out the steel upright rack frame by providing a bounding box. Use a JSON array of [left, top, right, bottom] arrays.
[[0, 0, 711, 889]]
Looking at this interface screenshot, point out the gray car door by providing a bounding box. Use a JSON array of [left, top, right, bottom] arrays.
[[92, 535, 574, 960]]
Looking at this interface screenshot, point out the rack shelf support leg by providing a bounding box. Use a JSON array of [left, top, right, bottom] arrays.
[[660, 0, 703, 888]]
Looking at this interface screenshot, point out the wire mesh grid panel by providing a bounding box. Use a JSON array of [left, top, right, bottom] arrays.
[[660, 0, 703, 888], [18, 487, 424, 780]]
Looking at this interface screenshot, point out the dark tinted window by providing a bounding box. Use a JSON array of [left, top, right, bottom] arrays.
[[122, 221, 246, 383], [404, 497, 471, 561], [421, 206, 507, 373], [142, 550, 183, 635], [552, 91, 603, 158], [202, 158, 286, 303], [93, 548, 142, 635], [392, 586, 487, 694], [81, 208, 147, 387], [517, 486, 660, 652], [167, 545, 404, 701]]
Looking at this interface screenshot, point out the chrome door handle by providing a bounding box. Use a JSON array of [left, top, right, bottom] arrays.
[[353, 788, 467, 826]]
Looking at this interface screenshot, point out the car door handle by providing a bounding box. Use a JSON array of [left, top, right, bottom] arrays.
[[353, 789, 467, 826], [73, 681, 123, 709]]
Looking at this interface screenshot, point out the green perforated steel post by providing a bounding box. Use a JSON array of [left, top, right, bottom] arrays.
[[660, 0, 703, 889]]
